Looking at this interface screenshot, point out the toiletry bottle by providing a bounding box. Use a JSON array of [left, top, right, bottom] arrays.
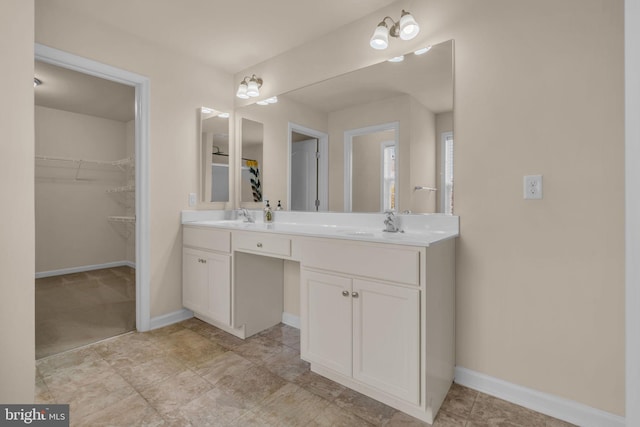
[[264, 200, 273, 223], [276, 200, 283, 211]]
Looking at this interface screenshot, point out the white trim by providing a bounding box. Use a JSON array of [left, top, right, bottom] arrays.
[[344, 122, 399, 212], [455, 367, 625, 427], [287, 123, 329, 211], [149, 309, 194, 330], [35, 261, 136, 279], [281, 312, 300, 329], [440, 131, 453, 214], [35, 44, 151, 332], [626, 1, 640, 426]]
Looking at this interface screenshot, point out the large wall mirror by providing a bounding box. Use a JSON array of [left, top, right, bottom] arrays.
[[234, 39, 454, 214], [200, 107, 230, 204]]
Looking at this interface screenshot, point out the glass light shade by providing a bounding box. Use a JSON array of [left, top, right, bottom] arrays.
[[369, 24, 389, 50], [399, 12, 420, 40], [236, 82, 249, 99], [246, 79, 260, 97], [266, 96, 278, 104]]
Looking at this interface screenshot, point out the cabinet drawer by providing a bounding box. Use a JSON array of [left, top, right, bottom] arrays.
[[183, 225, 231, 253], [302, 239, 420, 286], [234, 232, 291, 258]]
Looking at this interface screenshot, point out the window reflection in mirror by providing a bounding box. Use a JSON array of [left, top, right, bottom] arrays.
[[200, 107, 230, 203], [240, 118, 264, 203]]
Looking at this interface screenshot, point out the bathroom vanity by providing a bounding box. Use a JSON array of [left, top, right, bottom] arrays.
[[181, 211, 457, 423]]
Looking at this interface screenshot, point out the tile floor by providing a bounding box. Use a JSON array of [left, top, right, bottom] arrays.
[[36, 266, 136, 359], [35, 318, 575, 426]]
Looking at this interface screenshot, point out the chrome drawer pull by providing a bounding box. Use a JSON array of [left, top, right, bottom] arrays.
[[342, 290, 349, 297], [257, 242, 263, 248], [352, 292, 359, 298]]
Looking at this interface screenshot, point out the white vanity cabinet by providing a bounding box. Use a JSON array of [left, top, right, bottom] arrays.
[[300, 237, 455, 424], [182, 226, 231, 326], [302, 270, 420, 404]]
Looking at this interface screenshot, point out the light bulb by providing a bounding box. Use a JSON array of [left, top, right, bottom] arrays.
[[369, 23, 389, 50], [399, 10, 420, 40]]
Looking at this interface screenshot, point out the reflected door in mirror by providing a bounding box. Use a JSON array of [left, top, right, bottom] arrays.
[[291, 137, 319, 211]]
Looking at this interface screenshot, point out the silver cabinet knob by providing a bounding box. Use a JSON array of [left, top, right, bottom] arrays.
[[198, 258, 207, 263], [257, 242, 263, 248], [342, 290, 350, 297], [352, 292, 359, 298]]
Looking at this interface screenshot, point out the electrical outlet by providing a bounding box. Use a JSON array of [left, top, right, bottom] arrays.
[[188, 192, 197, 207], [524, 175, 543, 200]]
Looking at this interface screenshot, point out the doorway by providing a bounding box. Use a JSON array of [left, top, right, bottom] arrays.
[[288, 123, 328, 211], [34, 44, 151, 349]]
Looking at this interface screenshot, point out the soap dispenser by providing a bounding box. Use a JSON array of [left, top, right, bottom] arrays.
[[264, 200, 273, 223]]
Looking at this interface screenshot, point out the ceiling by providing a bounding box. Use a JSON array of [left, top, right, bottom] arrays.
[[34, 60, 135, 122], [44, 0, 399, 75]]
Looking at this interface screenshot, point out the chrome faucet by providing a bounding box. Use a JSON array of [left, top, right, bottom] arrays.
[[383, 210, 401, 233], [237, 208, 254, 223]]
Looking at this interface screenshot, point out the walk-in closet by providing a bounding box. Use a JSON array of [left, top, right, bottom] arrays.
[[34, 61, 136, 359]]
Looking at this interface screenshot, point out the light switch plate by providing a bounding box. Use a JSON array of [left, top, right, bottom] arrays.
[[524, 175, 543, 200], [188, 192, 197, 207]]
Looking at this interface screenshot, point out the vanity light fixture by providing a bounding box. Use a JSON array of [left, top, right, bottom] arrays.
[[236, 74, 262, 99], [369, 9, 420, 50], [34, 77, 42, 87]]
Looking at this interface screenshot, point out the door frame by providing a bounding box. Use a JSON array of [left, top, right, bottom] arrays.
[[344, 122, 399, 212], [626, 1, 640, 425], [287, 123, 328, 211], [35, 44, 151, 332]]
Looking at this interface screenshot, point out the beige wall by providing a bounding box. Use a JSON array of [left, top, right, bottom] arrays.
[[409, 98, 438, 213], [351, 130, 393, 212], [237, 0, 625, 416], [0, 0, 35, 403], [35, 106, 131, 272], [35, 0, 235, 318]]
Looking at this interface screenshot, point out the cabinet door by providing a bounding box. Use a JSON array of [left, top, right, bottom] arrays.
[[183, 248, 210, 315], [206, 251, 231, 325], [183, 248, 231, 326], [352, 279, 420, 404], [301, 270, 352, 377]]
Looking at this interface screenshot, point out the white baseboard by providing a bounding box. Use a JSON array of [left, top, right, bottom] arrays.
[[149, 308, 193, 330], [282, 312, 300, 329], [454, 367, 625, 427], [35, 260, 136, 278]]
